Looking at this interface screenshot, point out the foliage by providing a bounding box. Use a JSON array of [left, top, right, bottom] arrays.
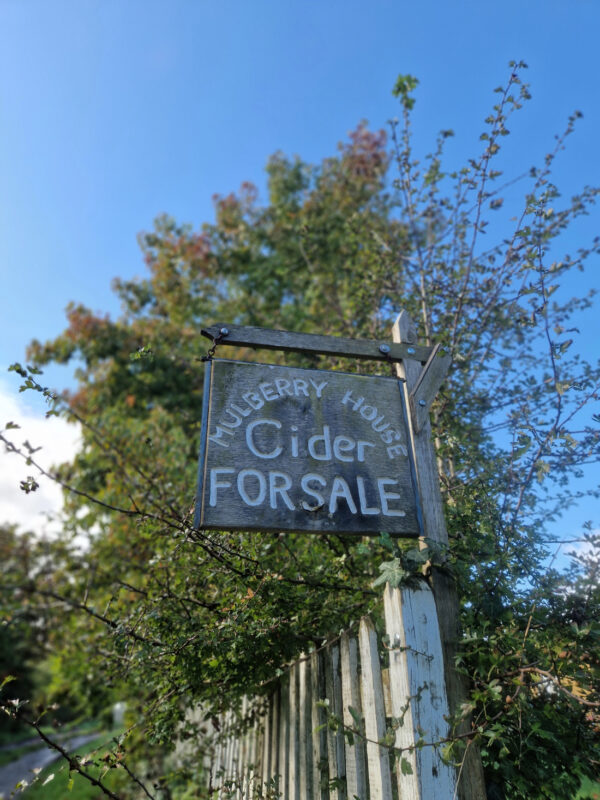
[[1, 62, 599, 798], [19, 732, 125, 799]]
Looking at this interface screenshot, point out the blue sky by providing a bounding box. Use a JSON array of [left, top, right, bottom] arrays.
[[0, 0, 598, 546]]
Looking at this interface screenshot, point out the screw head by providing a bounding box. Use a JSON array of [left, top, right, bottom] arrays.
[[418, 399, 426, 407], [407, 347, 415, 355], [379, 344, 391, 354], [220, 327, 229, 336]]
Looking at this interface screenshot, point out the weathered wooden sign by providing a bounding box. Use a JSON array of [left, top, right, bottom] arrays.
[[195, 359, 421, 535]]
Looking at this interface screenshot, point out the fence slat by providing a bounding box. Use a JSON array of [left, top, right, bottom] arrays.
[[311, 650, 329, 800], [238, 697, 248, 799], [198, 590, 455, 800], [271, 687, 280, 790], [211, 732, 222, 797], [261, 696, 272, 790], [279, 672, 290, 799], [359, 616, 393, 800], [384, 584, 455, 799], [325, 643, 347, 799], [340, 633, 367, 800], [289, 662, 300, 800], [298, 657, 313, 799]]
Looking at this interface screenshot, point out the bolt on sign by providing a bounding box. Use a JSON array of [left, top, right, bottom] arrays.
[[195, 359, 421, 535]]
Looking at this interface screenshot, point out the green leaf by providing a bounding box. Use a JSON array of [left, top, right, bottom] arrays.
[[348, 705, 363, 729], [400, 756, 414, 775], [0, 675, 16, 691], [392, 74, 419, 109], [372, 558, 407, 589]]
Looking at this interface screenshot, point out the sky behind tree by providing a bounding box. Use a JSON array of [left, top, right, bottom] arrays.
[[0, 0, 598, 544]]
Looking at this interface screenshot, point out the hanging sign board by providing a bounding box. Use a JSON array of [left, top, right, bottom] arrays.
[[195, 359, 421, 536]]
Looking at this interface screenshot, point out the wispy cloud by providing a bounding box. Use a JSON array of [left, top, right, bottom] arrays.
[[0, 378, 80, 534]]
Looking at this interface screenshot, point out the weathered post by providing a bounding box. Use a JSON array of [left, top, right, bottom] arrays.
[[393, 310, 487, 800]]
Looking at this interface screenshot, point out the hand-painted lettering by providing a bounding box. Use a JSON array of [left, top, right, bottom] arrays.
[[292, 378, 309, 397], [237, 468, 267, 506], [329, 476, 357, 515], [308, 378, 328, 398], [377, 478, 406, 517], [208, 426, 235, 448], [209, 467, 235, 505], [259, 382, 279, 402], [356, 476, 380, 515], [246, 418, 283, 459], [308, 425, 332, 461], [387, 443, 408, 459], [274, 378, 293, 397], [333, 435, 355, 462], [301, 473, 326, 510], [269, 471, 295, 510]]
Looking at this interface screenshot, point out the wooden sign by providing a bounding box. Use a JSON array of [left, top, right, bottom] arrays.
[[195, 359, 421, 535]]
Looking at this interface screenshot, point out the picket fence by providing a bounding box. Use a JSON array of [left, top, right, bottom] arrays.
[[201, 582, 456, 800]]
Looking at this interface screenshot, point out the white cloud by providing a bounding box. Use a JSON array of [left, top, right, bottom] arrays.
[[0, 378, 80, 535]]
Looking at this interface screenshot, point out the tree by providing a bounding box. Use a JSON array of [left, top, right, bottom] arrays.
[[2, 62, 599, 798]]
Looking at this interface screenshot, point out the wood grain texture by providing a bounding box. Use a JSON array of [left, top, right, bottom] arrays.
[[298, 658, 313, 799], [359, 617, 393, 800], [393, 311, 487, 800], [325, 644, 347, 800], [261, 696, 271, 788], [197, 359, 419, 535], [310, 650, 329, 800], [384, 584, 455, 800], [279, 673, 290, 800], [340, 633, 367, 800], [250, 714, 260, 800], [271, 688, 280, 791], [289, 662, 300, 800], [202, 322, 433, 363], [409, 344, 451, 434]]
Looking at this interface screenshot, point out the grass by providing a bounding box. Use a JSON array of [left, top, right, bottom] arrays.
[[577, 777, 600, 799], [19, 731, 124, 800], [0, 719, 103, 768]]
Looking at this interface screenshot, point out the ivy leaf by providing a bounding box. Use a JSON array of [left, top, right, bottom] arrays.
[[372, 558, 408, 589], [400, 756, 414, 775]]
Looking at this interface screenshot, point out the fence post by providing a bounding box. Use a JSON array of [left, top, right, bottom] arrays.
[[392, 310, 487, 799], [384, 583, 456, 798]]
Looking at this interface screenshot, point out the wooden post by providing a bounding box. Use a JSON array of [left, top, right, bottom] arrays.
[[392, 310, 487, 800], [384, 583, 455, 798]]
